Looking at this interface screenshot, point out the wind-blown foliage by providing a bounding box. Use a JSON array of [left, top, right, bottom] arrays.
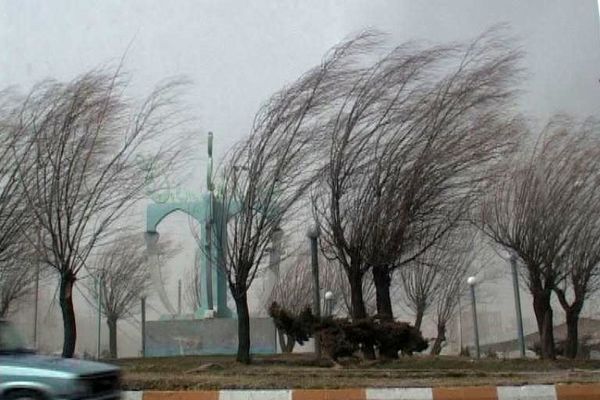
[[6, 71, 188, 357], [480, 117, 600, 359], [314, 27, 523, 335]]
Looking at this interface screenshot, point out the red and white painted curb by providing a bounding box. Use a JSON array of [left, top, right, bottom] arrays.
[[122, 384, 600, 399]]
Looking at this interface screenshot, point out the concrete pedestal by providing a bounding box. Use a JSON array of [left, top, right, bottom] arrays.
[[145, 318, 277, 357]]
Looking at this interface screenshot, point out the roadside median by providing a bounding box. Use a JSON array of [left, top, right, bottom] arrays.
[[123, 384, 600, 400]]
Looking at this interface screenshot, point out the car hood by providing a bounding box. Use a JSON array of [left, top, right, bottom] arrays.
[[0, 354, 119, 376]]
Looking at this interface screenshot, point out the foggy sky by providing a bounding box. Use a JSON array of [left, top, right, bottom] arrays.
[[2, 0, 600, 357]]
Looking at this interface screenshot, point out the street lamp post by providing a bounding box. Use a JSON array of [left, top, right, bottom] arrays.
[[96, 274, 102, 359], [324, 291, 334, 317], [467, 276, 480, 360], [510, 252, 526, 358], [307, 224, 321, 358], [141, 296, 146, 358], [457, 292, 463, 355]]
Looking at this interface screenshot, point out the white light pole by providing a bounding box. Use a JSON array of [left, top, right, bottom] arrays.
[[467, 276, 480, 360], [324, 291, 334, 317], [457, 292, 463, 355], [307, 223, 321, 358], [96, 274, 102, 359]]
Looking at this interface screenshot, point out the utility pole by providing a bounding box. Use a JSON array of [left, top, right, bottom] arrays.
[[141, 296, 146, 357], [307, 224, 321, 358], [177, 279, 182, 316], [33, 230, 41, 348], [33, 261, 40, 348], [96, 274, 102, 359], [510, 253, 526, 358], [457, 292, 463, 355], [467, 276, 480, 360]]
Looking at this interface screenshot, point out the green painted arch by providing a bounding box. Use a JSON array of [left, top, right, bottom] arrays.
[[145, 193, 234, 319], [146, 198, 209, 233]]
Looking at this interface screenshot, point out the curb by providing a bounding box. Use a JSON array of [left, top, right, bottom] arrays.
[[122, 384, 600, 399]]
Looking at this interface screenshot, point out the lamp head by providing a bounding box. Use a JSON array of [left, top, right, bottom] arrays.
[[306, 224, 320, 239]]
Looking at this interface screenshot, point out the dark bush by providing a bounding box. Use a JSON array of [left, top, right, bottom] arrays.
[[269, 302, 428, 360], [269, 302, 318, 346], [318, 317, 359, 360]]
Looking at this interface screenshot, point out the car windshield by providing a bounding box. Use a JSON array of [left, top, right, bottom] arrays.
[[0, 321, 27, 353]]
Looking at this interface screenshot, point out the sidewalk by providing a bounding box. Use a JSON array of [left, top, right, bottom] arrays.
[[123, 383, 600, 399]]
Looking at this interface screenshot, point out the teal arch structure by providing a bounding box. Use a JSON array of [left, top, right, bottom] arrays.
[[146, 194, 234, 319], [146, 132, 233, 319]]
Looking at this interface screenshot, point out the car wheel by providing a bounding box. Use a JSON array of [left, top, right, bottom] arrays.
[[4, 390, 45, 400]]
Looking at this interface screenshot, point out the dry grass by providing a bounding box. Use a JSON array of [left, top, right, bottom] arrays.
[[115, 354, 600, 390]]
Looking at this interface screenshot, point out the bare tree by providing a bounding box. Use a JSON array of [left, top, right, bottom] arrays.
[[429, 237, 475, 355], [213, 35, 373, 364], [183, 249, 201, 314], [0, 247, 37, 318], [0, 90, 39, 312], [9, 71, 187, 357], [267, 254, 313, 353], [480, 117, 600, 359], [554, 219, 600, 358], [324, 258, 376, 318], [316, 27, 522, 329], [550, 120, 600, 359], [267, 251, 345, 352], [89, 233, 177, 358], [398, 229, 476, 349], [315, 36, 451, 326], [399, 262, 440, 331]]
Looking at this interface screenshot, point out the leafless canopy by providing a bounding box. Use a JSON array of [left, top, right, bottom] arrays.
[[0, 89, 39, 314], [399, 229, 475, 350], [480, 116, 600, 359], [88, 233, 177, 358], [93, 236, 153, 322], [213, 34, 382, 363], [183, 249, 202, 313], [6, 70, 188, 357], [314, 27, 523, 321], [0, 242, 38, 318]]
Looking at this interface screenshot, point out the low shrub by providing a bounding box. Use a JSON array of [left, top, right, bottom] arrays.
[[269, 302, 428, 360]]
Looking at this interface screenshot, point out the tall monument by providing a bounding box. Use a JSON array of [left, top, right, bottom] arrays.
[[142, 132, 278, 356], [145, 132, 232, 318]]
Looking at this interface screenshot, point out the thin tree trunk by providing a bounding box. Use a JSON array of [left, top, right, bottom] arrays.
[[372, 266, 393, 321], [414, 309, 424, 331], [0, 302, 8, 319], [554, 289, 583, 360], [348, 269, 367, 319], [565, 310, 579, 359], [285, 334, 295, 353], [430, 323, 446, 356], [347, 268, 375, 359], [107, 317, 118, 359], [277, 329, 295, 353], [532, 290, 555, 359], [59, 271, 77, 358], [235, 291, 251, 364]]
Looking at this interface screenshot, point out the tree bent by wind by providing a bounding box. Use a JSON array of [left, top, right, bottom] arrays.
[[314, 27, 523, 346], [210, 35, 373, 364], [8, 71, 188, 357], [87, 233, 178, 359], [481, 117, 600, 359]]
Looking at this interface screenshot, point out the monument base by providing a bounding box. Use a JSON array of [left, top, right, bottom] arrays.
[[145, 317, 277, 357]]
